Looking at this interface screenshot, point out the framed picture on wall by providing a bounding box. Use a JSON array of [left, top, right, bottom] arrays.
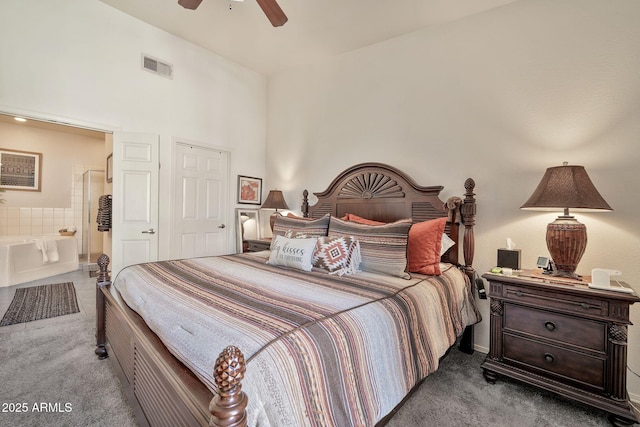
[[0, 148, 42, 191], [237, 175, 262, 205]]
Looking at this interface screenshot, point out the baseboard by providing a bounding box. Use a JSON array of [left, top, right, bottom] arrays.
[[628, 399, 640, 422], [473, 344, 489, 354]]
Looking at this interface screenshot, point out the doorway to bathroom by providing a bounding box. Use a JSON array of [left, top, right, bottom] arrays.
[[81, 169, 105, 264]]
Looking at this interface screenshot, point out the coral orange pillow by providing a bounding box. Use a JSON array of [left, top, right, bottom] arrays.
[[341, 213, 385, 226], [407, 217, 447, 275], [286, 213, 313, 221]]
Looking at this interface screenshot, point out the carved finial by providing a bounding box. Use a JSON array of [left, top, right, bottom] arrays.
[[214, 346, 246, 393], [96, 253, 110, 286], [464, 178, 476, 194], [97, 253, 109, 269], [210, 346, 248, 427]]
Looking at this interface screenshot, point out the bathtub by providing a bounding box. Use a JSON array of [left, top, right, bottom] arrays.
[[0, 235, 79, 287]]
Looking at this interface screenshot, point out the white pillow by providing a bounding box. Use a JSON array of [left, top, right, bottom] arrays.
[[267, 235, 318, 272], [441, 233, 456, 256]]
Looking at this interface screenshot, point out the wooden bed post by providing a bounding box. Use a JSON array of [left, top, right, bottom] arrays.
[[461, 178, 477, 279], [459, 178, 477, 354], [302, 190, 309, 218], [95, 253, 111, 360], [209, 345, 248, 427]]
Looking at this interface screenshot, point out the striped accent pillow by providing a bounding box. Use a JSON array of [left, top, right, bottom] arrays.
[[271, 213, 330, 249], [328, 217, 412, 279]]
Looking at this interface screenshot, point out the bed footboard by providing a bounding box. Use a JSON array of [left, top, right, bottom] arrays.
[[95, 255, 249, 427]]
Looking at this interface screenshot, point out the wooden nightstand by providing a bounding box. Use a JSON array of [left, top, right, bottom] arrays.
[[244, 238, 271, 253], [481, 271, 639, 426]]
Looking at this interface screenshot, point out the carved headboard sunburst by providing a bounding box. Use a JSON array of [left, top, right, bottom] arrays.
[[337, 172, 405, 199]]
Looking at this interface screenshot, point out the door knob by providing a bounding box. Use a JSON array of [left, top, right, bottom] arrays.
[[142, 228, 156, 234], [218, 224, 226, 229]]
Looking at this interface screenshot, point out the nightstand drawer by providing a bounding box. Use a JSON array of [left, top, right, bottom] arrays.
[[247, 239, 271, 252], [504, 304, 606, 352], [503, 285, 607, 317], [503, 334, 605, 389]]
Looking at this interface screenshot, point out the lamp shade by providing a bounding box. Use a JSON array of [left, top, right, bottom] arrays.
[[261, 190, 289, 210], [520, 163, 612, 212], [262, 190, 289, 232], [520, 163, 611, 279]]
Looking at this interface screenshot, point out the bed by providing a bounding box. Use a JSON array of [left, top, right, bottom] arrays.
[[95, 162, 481, 427]]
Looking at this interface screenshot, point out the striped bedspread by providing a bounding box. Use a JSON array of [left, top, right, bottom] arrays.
[[113, 252, 481, 427]]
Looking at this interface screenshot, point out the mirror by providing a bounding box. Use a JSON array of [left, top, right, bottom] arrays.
[[235, 208, 261, 253]]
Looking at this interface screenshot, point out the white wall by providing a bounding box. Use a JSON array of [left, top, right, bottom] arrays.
[[266, 0, 640, 399], [0, 121, 104, 209], [0, 0, 267, 257]]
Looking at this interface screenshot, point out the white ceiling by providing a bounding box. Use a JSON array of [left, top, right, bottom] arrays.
[[100, 0, 517, 75]]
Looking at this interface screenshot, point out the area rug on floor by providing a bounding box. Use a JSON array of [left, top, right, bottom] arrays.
[[0, 282, 80, 326]]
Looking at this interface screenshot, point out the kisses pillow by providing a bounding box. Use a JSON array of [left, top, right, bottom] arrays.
[[267, 235, 318, 272]]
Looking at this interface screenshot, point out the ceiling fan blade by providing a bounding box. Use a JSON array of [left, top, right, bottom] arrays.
[[256, 0, 288, 27], [178, 0, 203, 10]]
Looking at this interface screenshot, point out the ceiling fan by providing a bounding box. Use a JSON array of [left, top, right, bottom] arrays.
[[178, 0, 288, 27]]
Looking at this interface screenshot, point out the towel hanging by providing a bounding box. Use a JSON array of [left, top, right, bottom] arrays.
[[97, 194, 112, 232]]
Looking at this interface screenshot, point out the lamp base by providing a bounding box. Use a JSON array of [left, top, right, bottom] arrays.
[[549, 268, 583, 280], [546, 215, 587, 281]]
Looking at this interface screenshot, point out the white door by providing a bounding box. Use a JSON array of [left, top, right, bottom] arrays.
[[173, 143, 229, 259], [111, 132, 159, 276]]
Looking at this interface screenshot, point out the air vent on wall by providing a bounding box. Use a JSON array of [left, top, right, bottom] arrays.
[[141, 54, 173, 79]]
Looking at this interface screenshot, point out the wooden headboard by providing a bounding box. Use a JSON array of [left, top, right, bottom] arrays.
[[301, 162, 476, 275]]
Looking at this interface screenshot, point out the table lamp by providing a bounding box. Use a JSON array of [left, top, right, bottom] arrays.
[[261, 189, 289, 231], [520, 162, 612, 279]]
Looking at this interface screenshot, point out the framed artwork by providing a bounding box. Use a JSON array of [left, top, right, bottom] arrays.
[[106, 153, 113, 183], [235, 208, 261, 253], [0, 148, 42, 191], [237, 175, 262, 205]]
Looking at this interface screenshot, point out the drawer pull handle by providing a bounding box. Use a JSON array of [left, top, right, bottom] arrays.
[[514, 291, 524, 297], [580, 303, 590, 309], [544, 353, 555, 364], [544, 321, 556, 331]]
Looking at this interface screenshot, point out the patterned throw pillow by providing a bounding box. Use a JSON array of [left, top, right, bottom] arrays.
[[328, 217, 412, 279], [267, 235, 318, 272], [271, 214, 331, 249], [313, 236, 361, 275]]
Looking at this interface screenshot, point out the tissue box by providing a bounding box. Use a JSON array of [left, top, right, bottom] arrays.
[[497, 249, 521, 270]]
